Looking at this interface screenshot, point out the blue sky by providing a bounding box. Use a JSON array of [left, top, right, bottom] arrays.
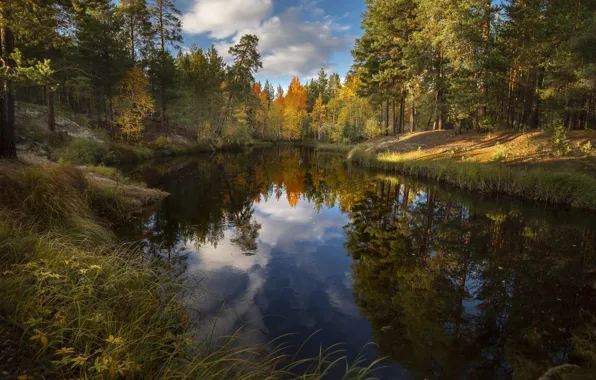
[[177, 0, 365, 88]]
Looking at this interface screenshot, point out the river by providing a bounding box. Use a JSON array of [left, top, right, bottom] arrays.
[[124, 147, 596, 379]]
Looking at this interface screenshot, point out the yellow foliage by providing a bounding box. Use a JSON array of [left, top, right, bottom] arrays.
[[281, 76, 307, 140], [282, 107, 303, 140], [311, 93, 325, 138], [113, 68, 154, 141], [339, 75, 362, 101]]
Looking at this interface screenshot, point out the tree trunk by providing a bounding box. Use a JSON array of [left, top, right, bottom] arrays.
[[130, 14, 136, 62], [47, 86, 56, 132], [160, 83, 166, 131], [409, 93, 415, 132], [529, 68, 544, 129], [0, 12, 16, 159], [477, 1, 491, 130], [399, 88, 406, 133], [392, 98, 397, 134], [384, 100, 389, 136], [434, 48, 444, 131], [159, 0, 167, 132]]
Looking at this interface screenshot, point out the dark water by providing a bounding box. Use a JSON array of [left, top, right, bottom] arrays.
[[126, 147, 596, 379]]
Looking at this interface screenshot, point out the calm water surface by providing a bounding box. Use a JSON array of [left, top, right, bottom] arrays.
[[126, 148, 596, 379]]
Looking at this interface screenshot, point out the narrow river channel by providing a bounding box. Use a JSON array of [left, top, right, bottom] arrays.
[[124, 147, 596, 379]]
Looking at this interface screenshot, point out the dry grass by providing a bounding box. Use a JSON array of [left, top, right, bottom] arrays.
[[360, 130, 596, 175], [349, 130, 596, 210], [0, 162, 381, 379]]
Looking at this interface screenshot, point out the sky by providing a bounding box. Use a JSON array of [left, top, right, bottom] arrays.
[[176, 0, 365, 88]]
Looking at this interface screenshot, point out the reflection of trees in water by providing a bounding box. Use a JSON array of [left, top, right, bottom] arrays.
[[135, 148, 367, 276], [130, 148, 596, 377], [344, 178, 596, 379], [230, 205, 261, 255]]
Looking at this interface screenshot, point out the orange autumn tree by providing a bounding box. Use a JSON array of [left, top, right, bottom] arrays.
[[113, 67, 154, 141], [282, 76, 307, 140]]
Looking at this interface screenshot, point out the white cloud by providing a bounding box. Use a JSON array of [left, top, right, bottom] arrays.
[[183, 1, 353, 80], [182, 0, 273, 39]]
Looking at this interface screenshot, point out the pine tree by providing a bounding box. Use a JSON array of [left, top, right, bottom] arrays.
[[148, 0, 182, 131], [221, 34, 262, 133], [117, 0, 152, 63]]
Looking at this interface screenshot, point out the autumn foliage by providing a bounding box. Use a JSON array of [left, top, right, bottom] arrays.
[[113, 68, 154, 141]]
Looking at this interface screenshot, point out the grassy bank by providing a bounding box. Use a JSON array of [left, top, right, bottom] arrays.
[[348, 131, 596, 210], [291, 140, 355, 153], [46, 136, 275, 167], [0, 163, 378, 378]]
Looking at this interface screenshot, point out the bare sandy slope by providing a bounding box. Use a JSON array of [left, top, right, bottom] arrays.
[[360, 130, 596, 175]]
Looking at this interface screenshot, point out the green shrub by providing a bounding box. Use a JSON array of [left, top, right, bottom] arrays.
[[492, 142, 511, 161], [325, 123, 344, 143], [364, 118, 382, 140], [552, 126, 571, 157], [51, 138, 110, 165], [152, 135, 172, 150], [580, 141, 593, 156]]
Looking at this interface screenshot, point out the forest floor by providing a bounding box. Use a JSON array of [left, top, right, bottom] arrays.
[[350, 129, 596, 210], [358, 130, 596, 175]]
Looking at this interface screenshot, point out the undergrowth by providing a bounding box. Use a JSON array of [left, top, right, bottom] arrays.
[[0, 164, 380, 379], [348, 147, 596, 210]]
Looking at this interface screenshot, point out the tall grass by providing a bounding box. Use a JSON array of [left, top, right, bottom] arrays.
[[0, 164, 381, 379], [296, 140, 355, 153], [348, 147, 596, 210]]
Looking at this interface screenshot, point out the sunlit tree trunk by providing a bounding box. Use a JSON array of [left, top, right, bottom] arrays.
[[433, 48, 444, 131], [392, 98, 397, 134], [409, 93, 415, 132], [477, 1, 491, 129]]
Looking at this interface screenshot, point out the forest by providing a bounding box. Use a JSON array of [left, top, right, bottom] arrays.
[[1, 0, 596, 378], [1, 0, 594, 160]]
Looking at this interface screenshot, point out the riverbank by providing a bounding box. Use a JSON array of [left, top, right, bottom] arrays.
[[0, 158, 175, 377], [349, 130, 596, 210], [0, 155, 377, 378]]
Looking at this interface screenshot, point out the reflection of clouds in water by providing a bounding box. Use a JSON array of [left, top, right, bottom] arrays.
[[255, 193, 346, 253], [183, 230, 270, 344], [326, 280, 360, 319], [183, 191, 357, 345], [187, 229, 270, 273]]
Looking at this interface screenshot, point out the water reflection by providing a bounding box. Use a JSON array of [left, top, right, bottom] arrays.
[[127, 148, 596, 379]]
